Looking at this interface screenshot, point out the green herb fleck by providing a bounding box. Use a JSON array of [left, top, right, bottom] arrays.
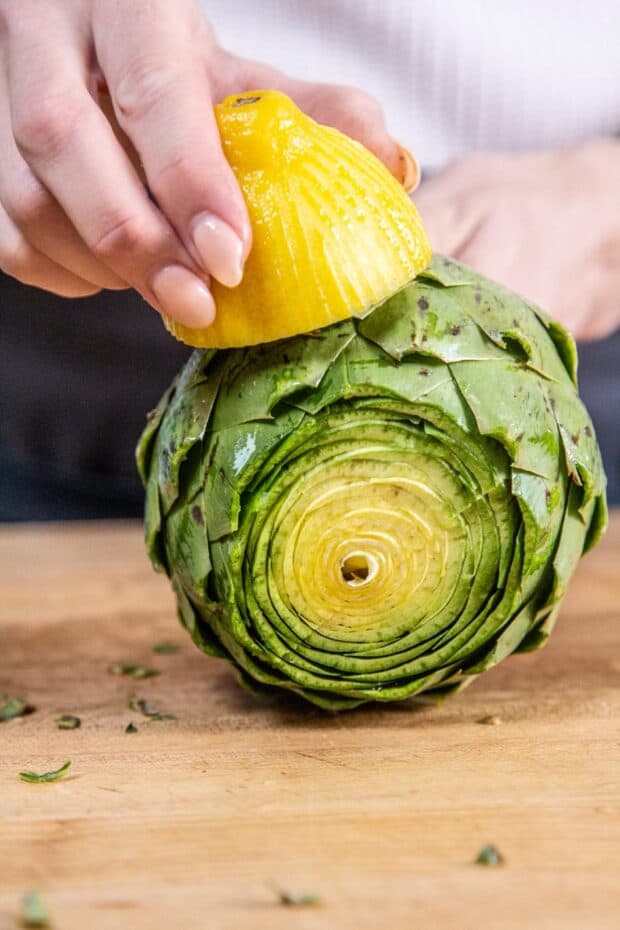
[[20, 890, 51, 927], [128, 696, 175, 720], [19, 760, 72, 784], [0, 697, 36, 722], [109, 663, 160, 679], [125, 722, 138, 733], [152, 641, 180, 654], [276, 889, 321, 907], [55, 714, 81, 730], [475, 844, 505, 866], [128, 696, 156, 715], [477, 714, 502, 726]]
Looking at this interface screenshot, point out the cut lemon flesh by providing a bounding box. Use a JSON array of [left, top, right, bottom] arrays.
[[163, 90, 431, 348]]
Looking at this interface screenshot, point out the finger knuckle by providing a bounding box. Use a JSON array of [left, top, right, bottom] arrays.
[[13, 91, 86, 160], [90, 211, 152, 264], [114, 56, 180, 123], [341, 86, 382, 122], [148, 152, 200, 202]]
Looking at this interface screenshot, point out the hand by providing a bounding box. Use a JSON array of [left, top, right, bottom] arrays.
[[0, 0, 402, 329], [414, 141, 620, 341]]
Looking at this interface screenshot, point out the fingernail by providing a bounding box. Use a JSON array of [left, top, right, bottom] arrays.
[[151, 265, 215, 329], [395, 143, 421, 193], [192, 212, 245, 288]]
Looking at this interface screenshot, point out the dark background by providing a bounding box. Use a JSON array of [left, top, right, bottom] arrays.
[[1, 271, 618, 521]]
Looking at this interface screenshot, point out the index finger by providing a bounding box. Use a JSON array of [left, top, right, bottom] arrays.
[[5, 4, 216, 328], [94, 0, 251, 288]]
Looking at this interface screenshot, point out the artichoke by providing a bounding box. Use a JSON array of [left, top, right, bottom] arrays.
[[137, 255, 606, 710], [137, 91, 605, 710]]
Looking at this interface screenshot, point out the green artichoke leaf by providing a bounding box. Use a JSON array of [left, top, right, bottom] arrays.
[[144, 462, 165, 573], [545, 481, 600, 607], [516, 601, 562, 653], [449, 360, 561, 478], [418, 254, 482, 288], [136, 379, 177, 486], [156, 351, 222, 513], [408, 257, 576, 386], [209, 322, 355, 430], [526, 302, 579, 386], [164, 493, 211, 602], [143, 417, 169, 573], [289, 335, 481, 439], [465, 596, 538, 675], [545, 376, 606, 514], [454, 285, 569, 384], [359, 280, 506, 364], [583, 492, 608, 553], [172, 576, 227, 657], [510, 468, 566, 577], [202, 406, 306, 542]]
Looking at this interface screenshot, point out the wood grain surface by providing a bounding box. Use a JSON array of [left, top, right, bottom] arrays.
[[1, 517, 619, 930]]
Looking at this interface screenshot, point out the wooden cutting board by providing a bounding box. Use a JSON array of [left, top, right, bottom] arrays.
[[1, 517, 619, 930]]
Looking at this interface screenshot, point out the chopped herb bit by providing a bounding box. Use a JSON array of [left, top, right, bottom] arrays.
[[125, 722, 138, 733], [55, 714, 81, 730], [128, 696, 156, 715], [128, 696, 175, 720], [477, 714, 502, 726], [152, 641, 180, 654], [19, 760, 72, 784], [109, 662, 160, 679], [276, 889, 321, 908], [476, 844, 505, 866], [0, 697, 36, 722], [20, 890, 51, 928]]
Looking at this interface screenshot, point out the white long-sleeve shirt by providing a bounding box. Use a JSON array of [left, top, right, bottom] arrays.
[[203, 0, 620, 170]]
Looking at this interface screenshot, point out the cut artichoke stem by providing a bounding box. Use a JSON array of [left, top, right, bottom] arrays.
[[340, 551, 379, 587], [268, 457, 460, 638]]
